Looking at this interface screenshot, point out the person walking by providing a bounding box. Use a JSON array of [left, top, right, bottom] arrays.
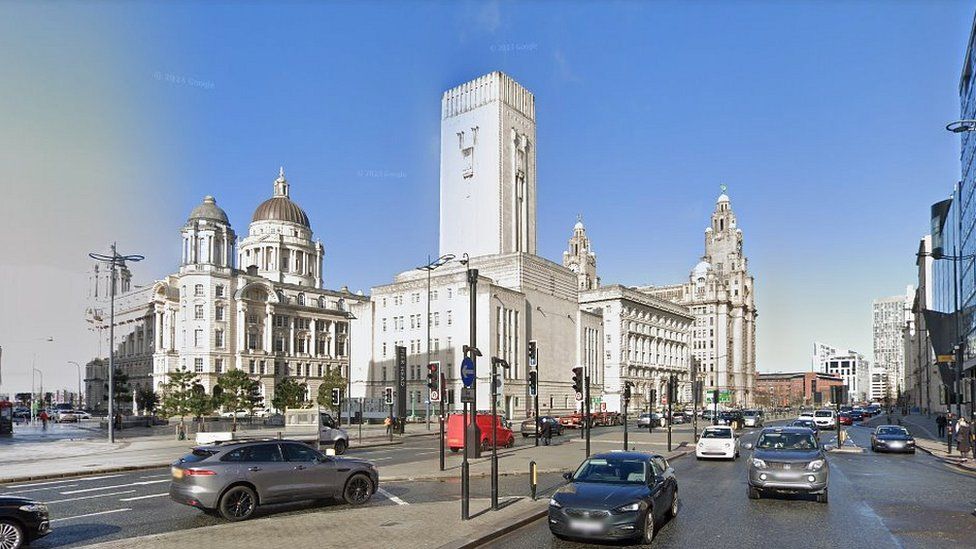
[[39, 410, 49, 430], [937, 413, 947, 439], [955, 418, 972, 461], [541, 418, 552, 446], [384, 415, 392, 435]]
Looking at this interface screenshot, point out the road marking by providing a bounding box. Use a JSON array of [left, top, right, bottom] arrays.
[[60, 479, 170, 495], [139, 474, 171, 479], [47, 490, 137, 504], [1, 484, 79, 495], [4, 475, 123, 489], [368, 457, 393, 462], [415, 451, 440, 455], [51, 508, 132, 523], [377, 487, 408, 505], [119, 493, 170, 501]]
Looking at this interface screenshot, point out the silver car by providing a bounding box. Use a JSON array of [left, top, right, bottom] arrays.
[[169, 439, 378, 521], [743, 427, 829, 503], [742, 410, 764, 428]]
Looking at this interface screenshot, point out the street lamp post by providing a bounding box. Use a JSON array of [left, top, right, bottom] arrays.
[[32, 367, 43, 420], [416, 253, 455, 470], [67, 361, 82, 409], [89, 243, 144, 443]]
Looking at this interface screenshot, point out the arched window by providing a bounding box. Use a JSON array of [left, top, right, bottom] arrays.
[[297, 293, 305, 306]]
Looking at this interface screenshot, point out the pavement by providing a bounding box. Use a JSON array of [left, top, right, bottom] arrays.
[[894, 413, 976, 472], [481, 422, 976, 549]]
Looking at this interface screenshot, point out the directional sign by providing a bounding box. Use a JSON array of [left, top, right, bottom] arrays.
[[461, 387, 475, 403], [461, 357, 476, 388]]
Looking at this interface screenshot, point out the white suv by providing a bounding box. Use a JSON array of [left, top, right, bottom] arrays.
[[813, 409, 836, 429]]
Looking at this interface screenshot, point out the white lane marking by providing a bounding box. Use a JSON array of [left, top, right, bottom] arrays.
[[138, 474, 171, 479], [51, 508, 132, 523], [47, 490, 137, 504], [415, 451, 440, 455], [60, 479, 170, 495], [5, 475, 123, 489], [1, 484, 79, 495], [119, 493, 169, 501], [377, 487, 408, 505], [368, 457, 393, 462]]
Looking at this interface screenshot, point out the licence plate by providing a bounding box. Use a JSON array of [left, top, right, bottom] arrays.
[[172, 467, 184, 479], [783, 464, 791, 470], [889, 442, 903, 448], [569, 520, 602, 533]]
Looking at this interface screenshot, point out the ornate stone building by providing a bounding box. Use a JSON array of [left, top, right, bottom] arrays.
[[85, 169, 367, 412], [639, 188, 758, 406], [563, 216, 600, 291]]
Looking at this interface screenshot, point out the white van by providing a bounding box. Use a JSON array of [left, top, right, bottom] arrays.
[[813, 409, 836, 429]]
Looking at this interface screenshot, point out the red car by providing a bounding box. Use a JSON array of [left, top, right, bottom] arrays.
[[838, 413, 853, 426]]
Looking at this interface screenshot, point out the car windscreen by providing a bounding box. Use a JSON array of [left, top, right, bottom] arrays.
[[573, 457, 647, 484], [792, 420, 815, 428], [814, 411, 832, 417], [702, 428, 733, 439], [743, 411, 758, 416], [756, 432, 819, 450], [877, 427, 908, 436]]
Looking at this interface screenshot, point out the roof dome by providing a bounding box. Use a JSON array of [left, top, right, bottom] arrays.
[[692, 260, 712, 277], [251, 167, 310, 227], [188, 196, 229, 224]]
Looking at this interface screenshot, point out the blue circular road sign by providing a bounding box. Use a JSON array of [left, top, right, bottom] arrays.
[[460, 357, 476, 388]]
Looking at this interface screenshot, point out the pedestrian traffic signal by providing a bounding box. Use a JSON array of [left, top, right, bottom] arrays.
[[384, 387, 394, 405], [528, 340, 538, 368], [332, 388, 342, 406], [571, 366, 583, 394], [528, 370, 538, 397]]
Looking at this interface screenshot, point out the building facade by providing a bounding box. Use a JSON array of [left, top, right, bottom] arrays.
[[639, 189, 757, 406], [579, 285, 693, 414], [904, 236, 940, 412], [872, 289, 912, 399], [86, 170, 367, 412], [822, 350, 870, 403], [359, 72, 603, 419], [756, 372, 845, 408], [563, 217, 600, 291]]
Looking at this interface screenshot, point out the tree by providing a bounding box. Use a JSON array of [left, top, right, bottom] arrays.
[[188, 384, 216, 431], [160, 368, 199, 436], [104, 368, 132, 412], [272, 377, 309, 412], [317, 369, 347, 415], [217, 369, 262, 431], [135, 387, 159, 416]]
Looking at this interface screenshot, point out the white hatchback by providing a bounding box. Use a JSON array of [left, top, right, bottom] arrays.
[[696, 426, 739, 460]]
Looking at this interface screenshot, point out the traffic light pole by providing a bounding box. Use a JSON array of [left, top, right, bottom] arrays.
[[667, 375, 674, 452], [534, 383, 540, 447], [623, 396, 629, 451], [439, 372, 446, 471], [585, 372, 591, 457]]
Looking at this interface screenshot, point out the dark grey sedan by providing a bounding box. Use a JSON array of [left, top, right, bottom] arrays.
[[744, 427, 829, 503], [870, 425, 916, 453], [170, 439, 378, 521], [548, 452, 678, 544]]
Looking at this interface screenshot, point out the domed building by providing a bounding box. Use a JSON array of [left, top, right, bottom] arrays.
[[85, 169, 367, 415]]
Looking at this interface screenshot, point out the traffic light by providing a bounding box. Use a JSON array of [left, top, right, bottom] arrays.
[[623, 382, 632, 402], [528, 370, 538, 397], [332, 388, 342, 406], [427, 362, 439, 391], [384, 387, 394, 405], [492, 373, 504, 395], [650, 388, 657, 405], [571, 366, 584, 394], [712, 389, 719, 403], [528, 340, 538, 368]]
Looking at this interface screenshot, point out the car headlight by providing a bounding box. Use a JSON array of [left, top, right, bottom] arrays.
[[806, 459, 825, 471], [614, 502, 641, 512], [752, 458, 767, 469], [549, 497, 562, 508], [19, 503, 47, 513]]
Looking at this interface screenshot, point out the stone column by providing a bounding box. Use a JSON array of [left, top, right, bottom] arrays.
[[311, 318, 318, 358], [265, 304, 274, 352], [238, 302, 248, 351], [329, 320, 337, 358], [731, 308, 744, 405], [289, 316, 295, 354]]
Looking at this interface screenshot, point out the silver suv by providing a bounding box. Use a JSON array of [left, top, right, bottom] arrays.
[[169, 439, 379, 521], [743, 426, 829, 503]]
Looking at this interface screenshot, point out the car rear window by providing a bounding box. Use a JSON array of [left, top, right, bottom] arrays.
[[702, 428, 732, 438], [180, 448, 217, 463]]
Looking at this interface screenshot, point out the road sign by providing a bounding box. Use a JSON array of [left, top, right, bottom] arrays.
[[461, 357, 476, 387], [601, 402, 607, 412], [575, 391, 583, 401], [430, 389, 440, 402], [461, 387, 475, 403]]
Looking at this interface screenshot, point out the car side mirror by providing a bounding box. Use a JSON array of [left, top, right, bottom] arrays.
[[562, 472, 573, 481], [742, 442, 753, 450]]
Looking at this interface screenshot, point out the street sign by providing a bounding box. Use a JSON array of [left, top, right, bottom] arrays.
[[461, 357, 476, 387], [601, 402, 607, 412], [461, 387, 475, 403], [430, 389, 440, 402], [575, 391, 583, 401]]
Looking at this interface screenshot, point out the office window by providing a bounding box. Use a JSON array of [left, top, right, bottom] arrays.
[[194, 284, 204, 297], [382, 342, 387, 357], [447, 311, 453, 326], [382, 318, 387, 332], [194, 358, 203, 372], [215, 358, 224, 373], [194, 305, 204, 320], [194, 329, 203, 347], [215, 305, 224, 321], [249, 360, 256, 374], [215, 285, 224, 298], [215, 330, 224, 348]]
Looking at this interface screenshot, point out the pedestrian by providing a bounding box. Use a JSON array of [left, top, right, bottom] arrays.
[[937, 413, 947, 438], [542, 419, 552, 446], [956, 418, 972, 461], [648, 414, 655, 434], [39, 410, 49, 430]]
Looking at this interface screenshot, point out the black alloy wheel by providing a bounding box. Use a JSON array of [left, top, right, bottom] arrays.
[[344, 474, 373, 505], [219, 485, 257, 521]]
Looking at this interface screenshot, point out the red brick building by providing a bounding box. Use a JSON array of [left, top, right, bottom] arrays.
[[755, 372, 845, 407]]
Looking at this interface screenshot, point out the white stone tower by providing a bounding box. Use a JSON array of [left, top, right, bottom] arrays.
[[180, 195, 236, 272], [563, 215, 600, 290], [438, 71, 537, 259]]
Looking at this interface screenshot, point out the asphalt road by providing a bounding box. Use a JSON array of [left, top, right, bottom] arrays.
[[480, 423, 976, 549]]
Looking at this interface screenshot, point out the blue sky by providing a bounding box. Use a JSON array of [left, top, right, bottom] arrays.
[[2, 1, 974, 392]]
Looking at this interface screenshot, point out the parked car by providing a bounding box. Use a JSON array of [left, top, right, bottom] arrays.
[[0, 496, 51, 548], [837, 412, 853, 426], [548, 452, 678, 544], [696, 426, 739, 460], [169, 440, 378, 521], [666, 411, 687, 425], [744, 426, 829, 503], [791, 419, 820, 436], [742, 410, 764, 428], [446, 413, 514, 452], [870, 425, 916, 453], [521, 416, 564, 438], [637, 413, 666, 428], [72, 410, 93, 421], [813, 410, 836, 429]]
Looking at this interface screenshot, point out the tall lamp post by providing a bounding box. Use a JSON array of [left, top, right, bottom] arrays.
[[67, 361, 83, 409], [416, 254, 455, 432], [29, 337, 54, 423], [89, 244, 144, 443]]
